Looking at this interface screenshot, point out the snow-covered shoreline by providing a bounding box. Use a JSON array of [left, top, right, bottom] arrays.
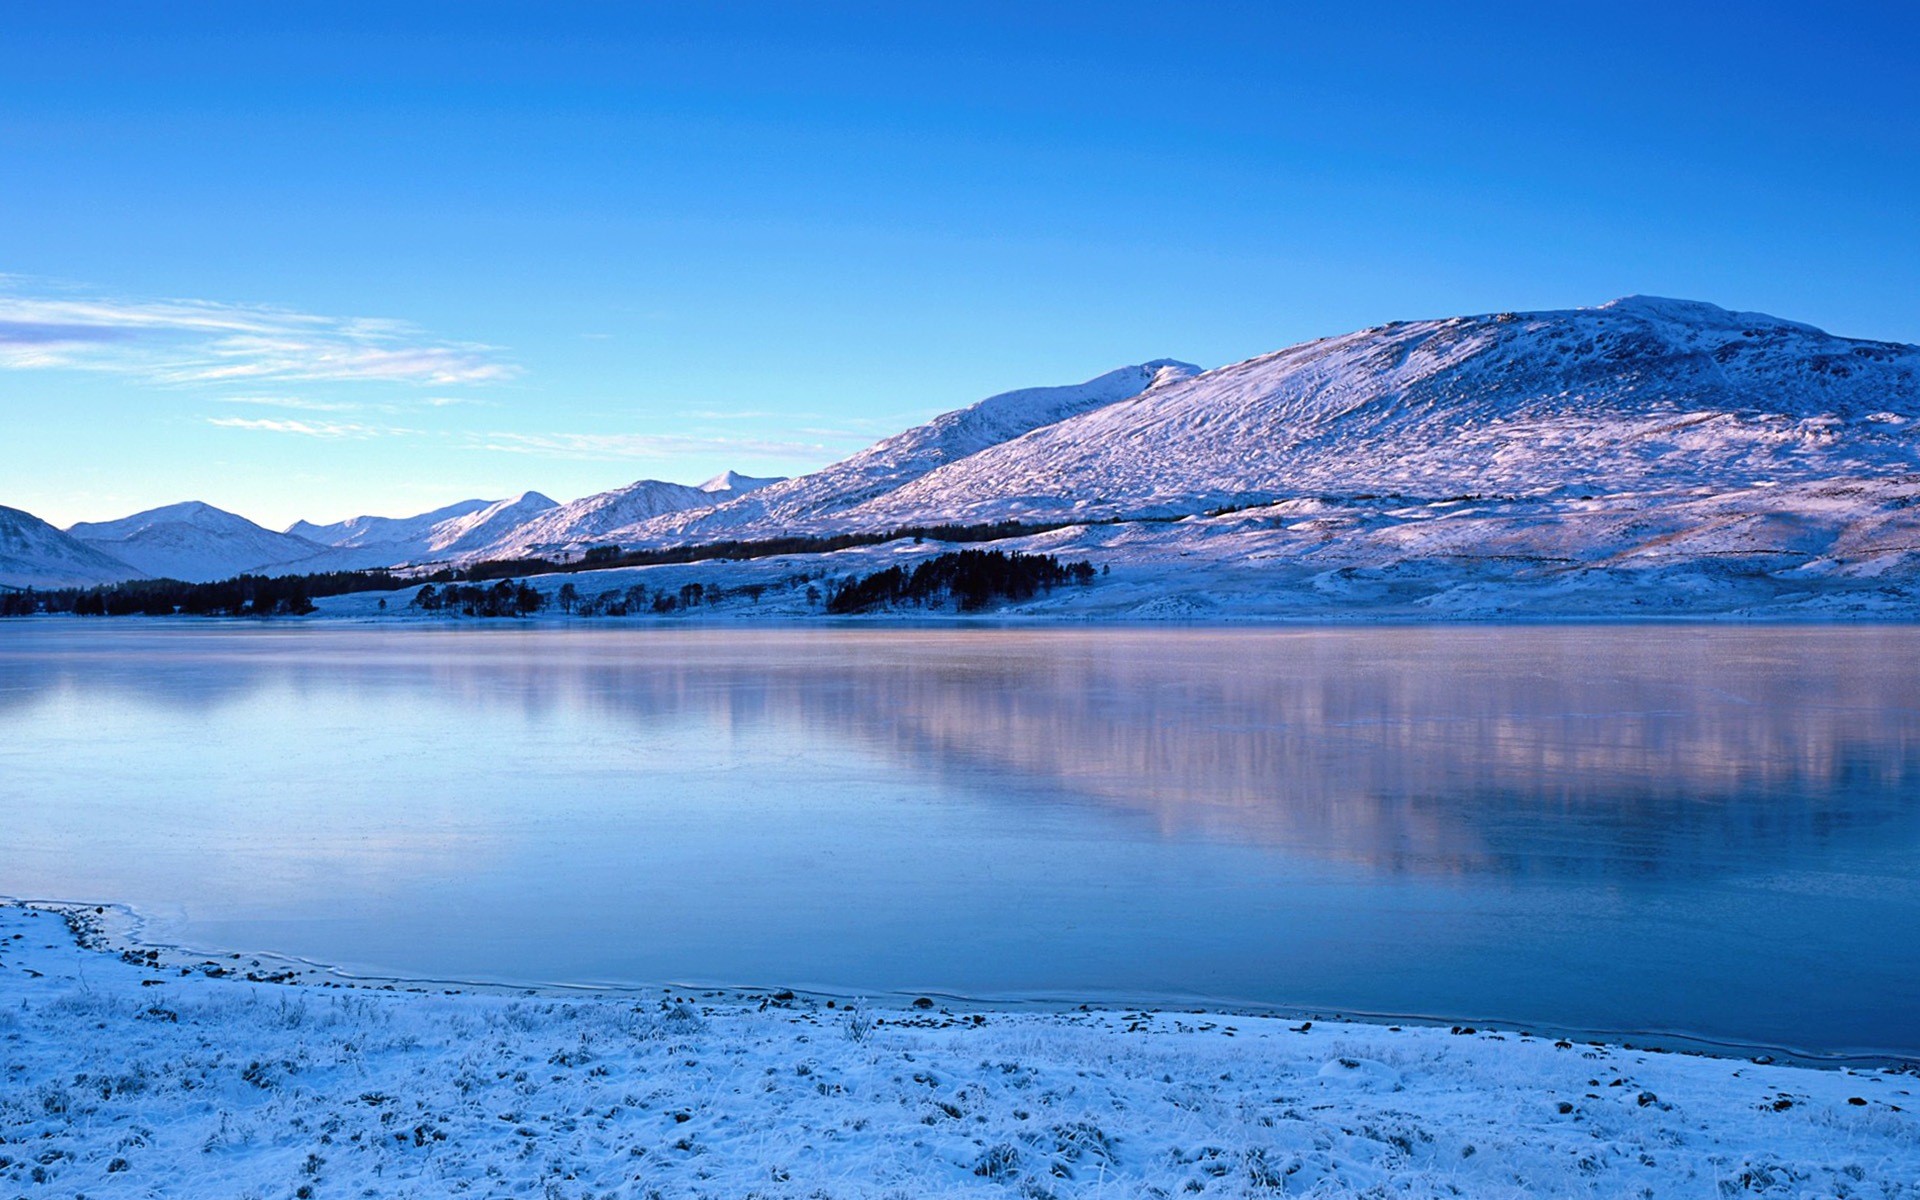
[[5, 902, 1915, 1197]]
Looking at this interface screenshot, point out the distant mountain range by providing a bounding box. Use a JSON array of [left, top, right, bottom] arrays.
[[5, 297, 1917, 608], [0, 471, 786, 586]]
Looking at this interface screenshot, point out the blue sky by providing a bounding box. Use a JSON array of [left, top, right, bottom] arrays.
[[4, 2, 1916, 529]]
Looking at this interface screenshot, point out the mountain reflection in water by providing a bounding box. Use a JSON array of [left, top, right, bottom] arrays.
[[2, 623, 1915, 1056]]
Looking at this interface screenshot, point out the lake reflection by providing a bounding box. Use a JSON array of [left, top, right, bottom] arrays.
[[2, 623, 1916, 1058]]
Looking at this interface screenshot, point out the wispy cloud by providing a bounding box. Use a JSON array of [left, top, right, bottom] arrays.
[[212, 394, 366, 413], [684, 408, 785, 421], [472, 431, 831, 461], [205, 417, 829, 462], [0, 282, 516, 387], [208, 416, 416, 439]]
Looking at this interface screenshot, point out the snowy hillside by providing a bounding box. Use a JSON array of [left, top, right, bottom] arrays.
[[65, 501, 329, 583], [470, 470, 782, 560], [286, 498, 496, 550], [617, 360, 1200, 546], [394, 491, 558, 562], [270, 493, 562, 571], [0, 506, 143, 588], [700, 469, 785, 494], [318, 359, 1195, 567], [712, 298, 1920, 533]]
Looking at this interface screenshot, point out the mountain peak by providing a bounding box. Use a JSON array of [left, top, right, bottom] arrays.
[[128, 499, 219, 522], [67, 500, 263, 539], [699, 470, 783, 494], [1143, 360, 1203, 390], [151, 500, 217, 519], [1596, 294, 1726, 314], [62, 500, 325, 583], [1588, 295, 1825, 334]]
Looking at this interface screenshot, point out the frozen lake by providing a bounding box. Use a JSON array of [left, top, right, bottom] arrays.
[[3, 622, 1917, 1059]]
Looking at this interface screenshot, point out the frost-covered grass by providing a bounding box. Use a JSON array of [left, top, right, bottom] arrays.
[[2, 904, 1915, 1197], [295, 472, 1920, 625]]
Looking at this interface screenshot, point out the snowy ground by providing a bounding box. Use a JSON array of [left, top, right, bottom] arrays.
[[306, 483, 1920, 626], [3, 903, 1914, 1198]]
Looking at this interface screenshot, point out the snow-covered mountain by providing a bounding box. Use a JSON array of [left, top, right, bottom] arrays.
[[0, 506, 145, 588], [0, 472, 778, 586], [700, 470, 785, 494], [877, 296, 1915, 525], [287, 498, 497, 550], [470, 470, 783, 560], [270, 493, 561, 570], [65, 502, 329, 583], [400, 491, 559, 561], [620, 299, 1917, 539], [397, 359, 1197, 562]]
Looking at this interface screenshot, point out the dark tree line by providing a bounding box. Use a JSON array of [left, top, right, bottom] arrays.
[[558, 578, 773, 616], [411, 581, 545, 618], [19, 571, 369, 617], [825, 550, 1097, 614]]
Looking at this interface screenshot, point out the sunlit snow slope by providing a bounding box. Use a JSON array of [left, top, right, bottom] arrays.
[[618, 360, 1201, 546], [287, 498, 497, 550], [774, 298, 1919, 531], [474, 470, 783, 560]]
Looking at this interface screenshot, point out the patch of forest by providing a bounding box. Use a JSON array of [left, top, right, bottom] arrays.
[[825, 549, 1097, 613], [406, 580, 547, 618], [3, 571, 383, 617]]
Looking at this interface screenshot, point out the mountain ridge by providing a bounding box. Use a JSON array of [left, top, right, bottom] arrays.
[[610, 359, 1202, 549], [468, 472, 785, 562], [286, 498, 498, 549], [779, 296, 1916, 533]]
